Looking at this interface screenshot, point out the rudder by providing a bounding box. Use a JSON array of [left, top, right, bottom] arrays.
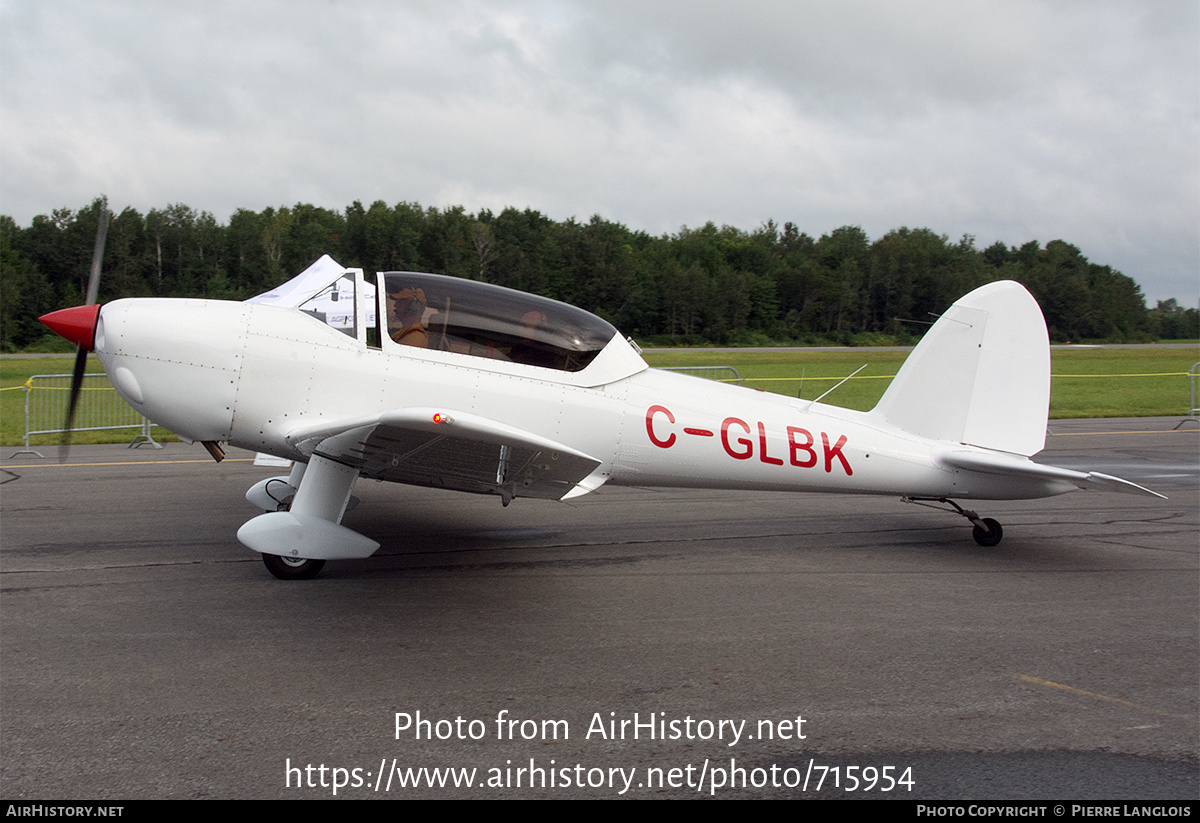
[[870, 280, 1050, 456]]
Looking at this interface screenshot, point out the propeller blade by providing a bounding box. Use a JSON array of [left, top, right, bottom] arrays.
[[59, 346, 89, 458], [58, 201, 109, 458], [85, 200, 108, 306]]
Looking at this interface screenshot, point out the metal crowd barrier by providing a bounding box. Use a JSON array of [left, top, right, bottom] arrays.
[[659, 365, 744, 385], [1190, 362, 1200, 417], [11, 373, 161, 458]]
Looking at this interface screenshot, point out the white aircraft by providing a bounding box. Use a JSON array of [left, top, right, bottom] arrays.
[[40, 255, 1163, 579]]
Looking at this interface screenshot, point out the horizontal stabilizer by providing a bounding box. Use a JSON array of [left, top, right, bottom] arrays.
[[1081, 471, 1168, 499], [939, 449, 1166, 499]]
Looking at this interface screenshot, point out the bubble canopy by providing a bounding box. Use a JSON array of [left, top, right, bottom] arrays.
[[380, 272, 618, 372]]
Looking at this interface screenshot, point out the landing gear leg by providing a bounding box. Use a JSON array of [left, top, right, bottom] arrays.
[[239, 455, 375, 580], [903, 497, 1004, 547]]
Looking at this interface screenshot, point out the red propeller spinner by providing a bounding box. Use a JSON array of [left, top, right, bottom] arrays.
[[39, 304, 101, 351]]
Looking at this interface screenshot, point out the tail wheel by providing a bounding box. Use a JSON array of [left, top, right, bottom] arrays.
[[262, 553, 326, 580], [903, 498, 1005, 548], [972, 518, 1003, 547]]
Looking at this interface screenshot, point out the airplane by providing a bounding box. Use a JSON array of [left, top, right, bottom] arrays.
[[39, 254, 1164, 579]]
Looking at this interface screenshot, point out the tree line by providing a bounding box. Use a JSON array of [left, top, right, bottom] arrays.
[[2, 196, 1195, 351]]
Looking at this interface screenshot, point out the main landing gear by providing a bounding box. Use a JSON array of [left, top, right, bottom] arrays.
[[250, 468, 326, 579], [261, 553, 327, 580], [240, 455, 378, 581], [902, 497, 1004, 547]]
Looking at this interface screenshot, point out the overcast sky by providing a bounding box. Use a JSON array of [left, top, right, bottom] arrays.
[[1, 0, 1196, 303]]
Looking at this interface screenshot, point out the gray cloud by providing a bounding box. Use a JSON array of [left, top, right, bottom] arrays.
[[1, 0, 1195, 302]]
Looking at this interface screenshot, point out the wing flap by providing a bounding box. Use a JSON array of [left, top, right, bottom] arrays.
[[287, 408, 603, 502]]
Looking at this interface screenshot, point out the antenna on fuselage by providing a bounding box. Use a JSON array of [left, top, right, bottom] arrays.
[[806, 364, 868, 407]]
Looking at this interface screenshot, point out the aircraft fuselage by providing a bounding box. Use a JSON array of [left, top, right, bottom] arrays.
[[93, 296, 1068, 504], [42, 267, 1159, 575]]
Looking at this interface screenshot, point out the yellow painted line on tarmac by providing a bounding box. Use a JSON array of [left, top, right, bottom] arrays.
[[1051, 372, 1192, 377], [6, 458, 257, 469], [743, 371, 1191, 383], [745, 375, 893, 382], [1047, 429, 1198, 436], [1017, 675, 1182, 718]]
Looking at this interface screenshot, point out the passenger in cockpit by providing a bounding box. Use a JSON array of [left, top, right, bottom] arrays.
[[510, 309, 560, 368], [389, 287, 428, 348]]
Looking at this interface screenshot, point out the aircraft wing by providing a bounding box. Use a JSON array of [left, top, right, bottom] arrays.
[[285, 408, 605, 502], [939, 449, 1166, 498]]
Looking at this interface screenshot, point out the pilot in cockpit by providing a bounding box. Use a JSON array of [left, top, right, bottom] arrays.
[[389, 287, 428, 348], [511, 309, 559, 368]]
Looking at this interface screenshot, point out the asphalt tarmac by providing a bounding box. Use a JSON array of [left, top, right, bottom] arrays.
[[2, 417, 1197, 799]]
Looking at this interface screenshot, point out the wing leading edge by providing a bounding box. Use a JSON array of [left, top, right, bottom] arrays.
[[286, 408, 605, 503]]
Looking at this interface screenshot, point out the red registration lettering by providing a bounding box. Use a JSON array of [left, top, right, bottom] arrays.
[[822, 432, 852, 475], [757, 422, 783, 465], [721, 417, 752, 460], [787, 426, 818, 468], [646, 405, 676, 448]]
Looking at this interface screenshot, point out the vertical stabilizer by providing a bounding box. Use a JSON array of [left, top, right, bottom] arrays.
[[870, 280, 1050, 456]]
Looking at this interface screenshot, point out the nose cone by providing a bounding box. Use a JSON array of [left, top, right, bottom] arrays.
[[40, 304, 101, 351]]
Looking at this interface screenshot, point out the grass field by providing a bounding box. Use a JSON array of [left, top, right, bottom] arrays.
[[0, 356, 175, 449], [644, 346, 1200, 418], [3, 347, 1197, 447]]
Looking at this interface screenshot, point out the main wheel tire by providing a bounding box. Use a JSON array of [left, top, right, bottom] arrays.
[[972, 518, 1003, 547], [262, 553, 326, 580]]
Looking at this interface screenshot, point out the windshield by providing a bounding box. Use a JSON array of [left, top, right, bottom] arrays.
[[298, 272, 359, 337], [381, 272, 616, 372]]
